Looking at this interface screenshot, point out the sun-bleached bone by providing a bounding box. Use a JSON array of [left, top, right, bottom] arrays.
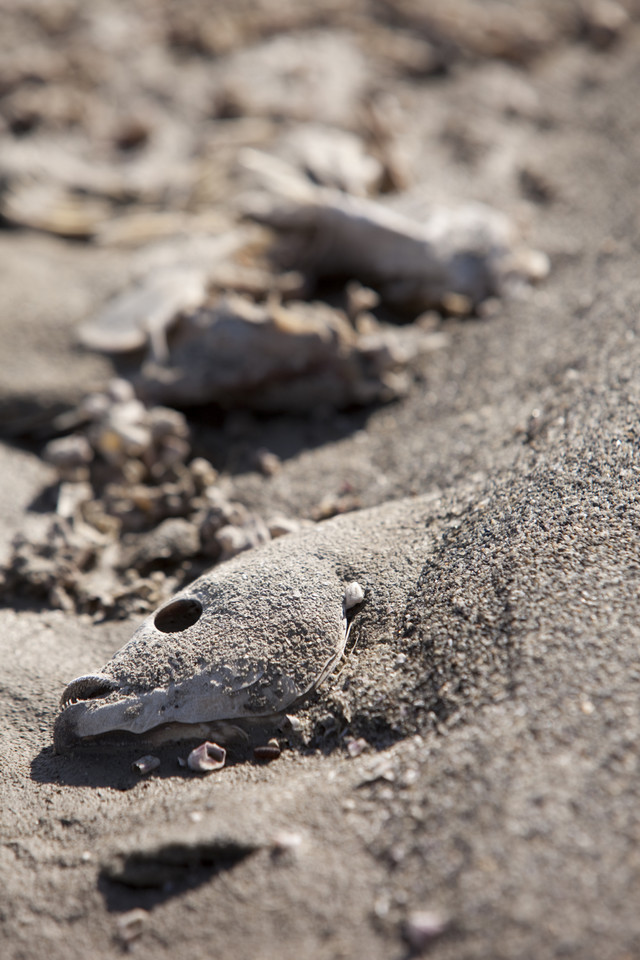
[[240, 148, 548, 312]]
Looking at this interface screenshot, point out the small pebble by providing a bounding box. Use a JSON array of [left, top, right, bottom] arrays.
[[347, 280, 380, 320], [267, 516, 302, 539], [253, 738, 281, 762], [187, 741, 226, 773], [255, 448, 281, 476], [44, 434, 94, 471], [441, 291, 472, 316], [271, 830, 303, 855], [189, 457, 218, 490], [131, 754, 160, 776]]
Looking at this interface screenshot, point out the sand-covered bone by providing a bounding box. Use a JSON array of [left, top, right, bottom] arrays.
[[51, 501, 420, 753], [241, 149, 549, 312]]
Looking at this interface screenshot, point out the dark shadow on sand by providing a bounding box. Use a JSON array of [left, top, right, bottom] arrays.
[[98, 836, 259, 911]]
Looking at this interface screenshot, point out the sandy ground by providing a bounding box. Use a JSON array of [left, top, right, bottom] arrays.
[[2, 3, 640, 958]]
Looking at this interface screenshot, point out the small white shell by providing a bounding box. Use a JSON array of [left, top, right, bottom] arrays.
[[131, 754, 160, 776], [404, 910, 449, 951], [343, 581, 365, 611], [187, 741, 226, 773], [116, 908, 148, 944]]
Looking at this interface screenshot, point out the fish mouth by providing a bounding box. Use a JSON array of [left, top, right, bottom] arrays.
[[59, 674, 120, 709], [54, 673, 124, 753]]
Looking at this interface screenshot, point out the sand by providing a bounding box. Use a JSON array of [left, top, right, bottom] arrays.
[[2, 3, 640, 958]]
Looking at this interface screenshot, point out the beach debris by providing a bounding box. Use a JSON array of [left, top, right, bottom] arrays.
[[346, 737, 369, 758], [358, 755, 396, 786], [217, 32, 369, 126], [253, 739, 282, 762], [271, 830, 304, 861], [241, 149, 548, 313], [187, 742, 227, 773], [1, 378, 305, 617], [267, 516, 313, 539], [0, 179, 111, 238], [43, 436, 94, 480], [343, 581, 366, 612], [77, 230, 251, 357], [254, 448, 281, 477], [43, 378, 190, 481], [52, 518, 369, 752], [79, 265, 208, 358], [404, 909, 449, 953], [131, 755, 161, 776], [134, 292, 445, 412], [115, 908, 149, 946], [276, 124, 383, 197]]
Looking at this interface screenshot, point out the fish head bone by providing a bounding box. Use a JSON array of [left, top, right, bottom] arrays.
[[54, 543, 351, 752]]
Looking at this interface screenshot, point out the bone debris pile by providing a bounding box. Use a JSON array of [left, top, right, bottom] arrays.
[[72, 140, 545, 413], [0, 380, 306, 617]]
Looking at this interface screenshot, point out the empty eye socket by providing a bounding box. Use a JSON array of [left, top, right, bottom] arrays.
[[154, 597, 203, 633]]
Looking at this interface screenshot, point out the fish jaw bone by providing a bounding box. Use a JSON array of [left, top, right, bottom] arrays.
[[53, 657, 307, 753]]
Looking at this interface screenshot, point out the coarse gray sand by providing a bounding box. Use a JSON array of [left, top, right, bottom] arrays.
[[2, 3, 640, 958]]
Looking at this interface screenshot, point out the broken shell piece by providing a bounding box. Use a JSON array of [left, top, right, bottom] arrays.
[[187, 741, 226, 773], [267, 516, 309, 539], [131, 754, 161, 776], [404, 910, 449, 952], [116, 908, 149, 945], [44, 434, 94, 473], [347, 281, 381, 321], [79, 229, 251, 357], [215, 517, 271, 562], [271, 830, 304, 858], [253, 739, 281, 762], [1, 180, 110, 238]]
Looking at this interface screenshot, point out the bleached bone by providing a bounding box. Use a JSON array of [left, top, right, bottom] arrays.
[[240, 148, 548, 312]]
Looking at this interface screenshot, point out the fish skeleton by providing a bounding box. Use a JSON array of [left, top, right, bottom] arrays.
[[54, 496, 431, 754]]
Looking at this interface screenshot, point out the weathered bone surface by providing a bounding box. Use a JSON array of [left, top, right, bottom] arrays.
[[53, 495, 430, 753], [134, 292, 445, 411], [77, 231, 250, 357], [276, 124, 383, 196], [240, 149, 549, 311]]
